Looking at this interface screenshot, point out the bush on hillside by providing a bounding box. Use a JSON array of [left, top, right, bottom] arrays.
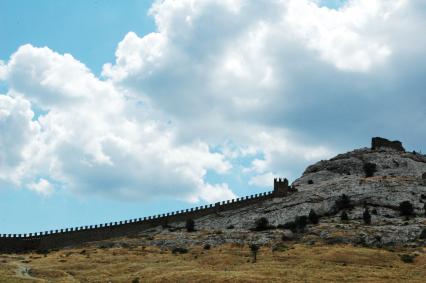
[[249, 244, 259, 263], [308, 209, 319, 224], [172, 247, 188, 254], [254, 217, 270, 231], [363, 162, 377, 177], [340, 211, 349, 222], [399, 201, 414, 217], [363, 208, 371, 224], [335, 194, 353, 211], [295, 216, 308, 232], [186, 218, 195, 232]]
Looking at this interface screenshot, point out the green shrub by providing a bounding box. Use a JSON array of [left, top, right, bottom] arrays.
[[308, 209, 319, 224], [363, 162, 377, 177], [254, 217, 270, 231], [363, 208, 371, 224], [249, 244, 259, 263], [186, 218, 195, 232], [295, 216, 308, 232], [340, 211, 349, 222], [335, 194, 353, 211], [278, 221, 296, 232], [399, 201, 414, 216]]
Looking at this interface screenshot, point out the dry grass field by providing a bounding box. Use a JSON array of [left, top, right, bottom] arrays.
[[0, 243, 425, 282]]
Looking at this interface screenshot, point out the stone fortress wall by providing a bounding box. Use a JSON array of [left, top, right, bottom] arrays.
[[0, 180, 293, 253]]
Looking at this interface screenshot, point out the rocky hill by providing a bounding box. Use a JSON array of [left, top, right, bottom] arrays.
[[126, 137, 426, 250], [2, 137, 426, 282]]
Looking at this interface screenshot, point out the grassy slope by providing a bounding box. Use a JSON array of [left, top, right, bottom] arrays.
[[0, 243, 425, 282]]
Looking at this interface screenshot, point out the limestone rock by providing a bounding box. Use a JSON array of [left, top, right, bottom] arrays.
[[188, 138, 426, 246], [371, 137, 405, 151]]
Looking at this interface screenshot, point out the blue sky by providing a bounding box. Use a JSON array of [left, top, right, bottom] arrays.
[[1, 0, 426, 233]]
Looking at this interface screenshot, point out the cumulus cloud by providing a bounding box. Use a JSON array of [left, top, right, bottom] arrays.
[[1, 0, 426, 202], [0, 95, 39, 184], [102, 0, 426, 183], [0, 45, 234, 202]]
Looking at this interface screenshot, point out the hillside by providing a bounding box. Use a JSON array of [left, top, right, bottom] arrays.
[[1, 137, 426, 282]]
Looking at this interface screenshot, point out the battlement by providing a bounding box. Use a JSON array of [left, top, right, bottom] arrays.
[[0, 190, 287, 253], [0, 178, 299, 253]]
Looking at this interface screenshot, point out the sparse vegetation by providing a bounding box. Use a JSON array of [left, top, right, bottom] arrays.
[[399, 201, 414, 217], [308, 209, 319, 224], [186, 218, 195, 232], [363, 208, 371, 225], [363, 162, 377, 177], [1, 243, 426, 282]]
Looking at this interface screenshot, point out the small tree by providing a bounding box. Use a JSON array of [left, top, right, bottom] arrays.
[[363, 162, 377, 177], [340, 211, 349, 222], [186, 218, 195, 232], [255, 217, 269, 231], [363, 208, 371, 225], [249, 244, 259, 263], [335, 194, 353, 211], [399, 201, 414, 217], [308, 209, 319, 224]]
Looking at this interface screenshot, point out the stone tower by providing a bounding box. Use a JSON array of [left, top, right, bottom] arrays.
[[273, 178, 290, 196]]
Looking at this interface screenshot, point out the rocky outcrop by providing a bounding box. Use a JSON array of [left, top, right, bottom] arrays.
[[372, 137, 405, 151], [157, 138, 426, 247]]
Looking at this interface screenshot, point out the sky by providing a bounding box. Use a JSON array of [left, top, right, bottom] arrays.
[[1, 0, 426, 234]]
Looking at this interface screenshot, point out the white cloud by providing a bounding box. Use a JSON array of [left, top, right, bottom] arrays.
[[1, 0, 426, 203], [0, 45, 234, 202], [0, 95, 40, 185], [249, 172, 276, 188], [284, 0, 398, 71], [28, 178, 54, 196]]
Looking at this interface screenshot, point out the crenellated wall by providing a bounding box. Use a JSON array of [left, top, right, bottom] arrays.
[[0, 191, 277, 253]]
